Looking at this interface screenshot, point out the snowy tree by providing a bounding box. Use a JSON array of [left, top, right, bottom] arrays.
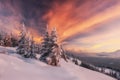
[[0, 32, 4, 46], [35, 44, 41, 54], [11, 33, 18, 47], [60, 45, 68, 62], [47, 28, 67, 66], [16, 24, 28, 56], [40, 27, 67, 66], [39, 31, 50, 61], [17, 23, 37, 59], [29, 36, 36, 58], [24, 36, 36, 59], [4, 34, 12, 47], [0, 31, 18, 47], [50, 28, 57, 45], [23, 33, 31, 58]]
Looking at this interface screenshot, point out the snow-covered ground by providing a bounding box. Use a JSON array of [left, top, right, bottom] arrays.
[[0, 46, 116, 80]]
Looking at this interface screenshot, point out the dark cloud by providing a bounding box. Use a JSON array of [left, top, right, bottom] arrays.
[[0, 0, 119, 42], [0, 0, 55, 34], [0, 0, 80, 34]]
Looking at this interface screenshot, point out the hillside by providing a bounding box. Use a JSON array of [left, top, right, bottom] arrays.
[[0, 46, 116, 80]]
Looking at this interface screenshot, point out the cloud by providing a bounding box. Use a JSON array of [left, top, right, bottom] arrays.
[[0, 0, 120, 53], [43, 0, 119, 42], [65, 17, 120, 52]]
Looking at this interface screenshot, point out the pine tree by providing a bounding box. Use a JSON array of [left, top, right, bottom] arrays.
[[23, 32, 31, 58], [47, 28, 60, 66], [0, 32, 4, 46], [39, 31, 50, 61], [11, 33, 18, 47], [40, 27, 67, 66], [60, 45, 68, 62], [50, 28, 57, 45], [35, 44, 41, 54], [24, 36, 36, 59], [29, 37, 36, 58], [4, 34, 12, 47], [16, 24, 28, 56]]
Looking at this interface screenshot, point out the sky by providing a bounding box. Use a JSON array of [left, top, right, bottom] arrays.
[[0, 0, 120, 53]]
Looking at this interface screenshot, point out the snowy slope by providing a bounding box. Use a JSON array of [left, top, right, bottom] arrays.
[[0, 46, 116, 80]]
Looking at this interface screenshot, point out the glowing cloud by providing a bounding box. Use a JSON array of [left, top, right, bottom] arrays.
[[1, 0, 120, 53]]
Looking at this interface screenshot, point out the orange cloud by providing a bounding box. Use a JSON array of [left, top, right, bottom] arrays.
[[44, 0, 120, 43]]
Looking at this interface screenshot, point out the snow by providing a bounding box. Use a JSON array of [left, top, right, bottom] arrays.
[[0, 46, 116, 80]]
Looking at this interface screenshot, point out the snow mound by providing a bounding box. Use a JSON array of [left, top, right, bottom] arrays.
[[0, 47, 116, 80]]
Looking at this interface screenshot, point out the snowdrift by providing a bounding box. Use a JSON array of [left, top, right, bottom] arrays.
[[0, 46, 116, 80]]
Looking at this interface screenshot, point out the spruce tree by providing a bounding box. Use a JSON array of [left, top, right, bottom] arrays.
[[47, 28, 59, 66], [0, 32, 4, 46], [39, 31, 50, 61], [30, 37, 36, 58], [11, 33, 18, 47], [11, 36, 18, 47], [24, 36, 36, 59], [40, 27, 67, 66], [16, 24, 28, 56]]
